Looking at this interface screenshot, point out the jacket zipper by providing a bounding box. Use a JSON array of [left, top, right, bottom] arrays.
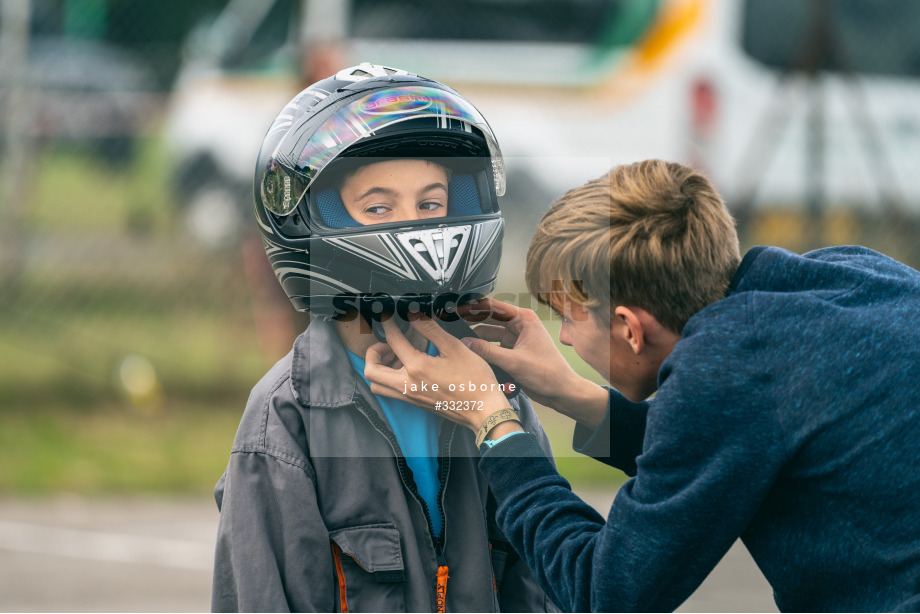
[[434, 422, 455, 553], [434, 423, 454, 613], [352, 396, 451, 557]]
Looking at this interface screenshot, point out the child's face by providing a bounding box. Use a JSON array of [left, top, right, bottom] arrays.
[[339, 159, 450, 225]]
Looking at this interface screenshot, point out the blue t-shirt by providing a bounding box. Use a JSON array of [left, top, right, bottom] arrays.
[[346, 347, 444, 539]]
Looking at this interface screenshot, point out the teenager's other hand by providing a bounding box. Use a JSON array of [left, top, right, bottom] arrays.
[[458, 298, 608, 429], [456, 298, 580, 407]]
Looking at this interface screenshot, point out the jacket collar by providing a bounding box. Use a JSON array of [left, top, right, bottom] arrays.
[[290, 318, 361, 408]]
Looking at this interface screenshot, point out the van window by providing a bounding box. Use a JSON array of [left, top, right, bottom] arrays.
[[350, 0, 660, 47], [742, 0, 920, 78], [219, 0, 297, 70]]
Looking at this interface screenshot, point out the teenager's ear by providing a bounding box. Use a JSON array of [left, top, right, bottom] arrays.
[[613, 306, 644, 355]]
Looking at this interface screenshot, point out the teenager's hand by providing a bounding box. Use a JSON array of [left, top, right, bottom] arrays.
[[457, 298, 609, 428], [455, 298, 579, 407], [364, 315, 511, 433]]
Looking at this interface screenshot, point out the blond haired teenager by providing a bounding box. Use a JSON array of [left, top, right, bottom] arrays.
[[366, 160, 920, 612]]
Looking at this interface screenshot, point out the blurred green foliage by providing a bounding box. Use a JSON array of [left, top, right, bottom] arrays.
[[33, 0, 229, 88], [0, 139, 269, 494], [1, 140, 266, 409]]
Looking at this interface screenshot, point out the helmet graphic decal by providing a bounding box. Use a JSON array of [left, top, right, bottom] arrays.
[[334, 63, 408, 82], [462, 220, 502, 284], [324, 234, 420, 281], [273, 266, 360, 295], [397, 226, 471, 283]]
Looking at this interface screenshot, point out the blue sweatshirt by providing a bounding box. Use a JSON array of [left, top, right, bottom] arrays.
[[480, 246, 920, 612]]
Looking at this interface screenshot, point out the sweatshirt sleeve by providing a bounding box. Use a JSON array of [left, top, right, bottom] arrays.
[[211, 450, 334, 613], [479, 301, 785, 612], [572, 388, 649, 476]]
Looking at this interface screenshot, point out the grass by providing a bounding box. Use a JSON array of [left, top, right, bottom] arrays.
[[0, 401, 627, 496], [1, 137, 271, 406], [0, 260, 268, 406], [25, 139, 176, 235], [0, 403, 241, 495]]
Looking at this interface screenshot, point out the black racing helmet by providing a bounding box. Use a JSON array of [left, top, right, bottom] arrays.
[[253, 63, 506, 321]]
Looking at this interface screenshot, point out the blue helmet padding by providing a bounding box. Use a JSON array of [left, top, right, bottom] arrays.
[[316, 174, 481, 229], [447, 174, 481, 216], [317, 188, 361, 228]]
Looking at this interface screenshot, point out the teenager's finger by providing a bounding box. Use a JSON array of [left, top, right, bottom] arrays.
[[365, 342, 395, 365], [365, 345, 411, 391], [470, 323, 506, 342], [364, 363, 409, 394], [464, 337, 519, 373], [482, 298, 521, 321], [471, 314, 524, 336], [457, 297, 519, 323], [409, 315, 466, 354], [363, 348, 402, 378], [380, 318, 427, 365]]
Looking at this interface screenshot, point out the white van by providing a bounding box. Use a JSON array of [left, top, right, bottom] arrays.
[[166, 0, 920, 253], [166, 0, 699, 243]]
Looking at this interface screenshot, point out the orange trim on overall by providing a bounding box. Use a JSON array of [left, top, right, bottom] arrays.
[[436, 565, 449, 613], [331, 542, 348, 613]]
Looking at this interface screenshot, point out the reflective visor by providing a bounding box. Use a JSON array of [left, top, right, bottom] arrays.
[[266, 85, 505, 216]]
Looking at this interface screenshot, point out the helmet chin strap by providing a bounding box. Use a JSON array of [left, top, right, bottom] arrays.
[[361, 301, 519, 400], [434, 316, 520, 399], [370, 313, 412, 344]]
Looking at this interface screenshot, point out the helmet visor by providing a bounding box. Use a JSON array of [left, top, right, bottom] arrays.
[[266, 85, 505, 216], [309, 156, 498, 231]]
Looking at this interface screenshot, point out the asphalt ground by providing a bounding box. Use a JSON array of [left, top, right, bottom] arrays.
[[0, 490, 776, 612]]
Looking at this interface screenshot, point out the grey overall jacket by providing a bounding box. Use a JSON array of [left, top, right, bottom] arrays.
[[211, 319, 558, 612]]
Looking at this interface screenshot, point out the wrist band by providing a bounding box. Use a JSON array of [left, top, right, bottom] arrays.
[[483, 431, 525, 449], [475, 408, 521, 448]]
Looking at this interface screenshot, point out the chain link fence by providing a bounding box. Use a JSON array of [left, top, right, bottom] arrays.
[[0, 0, 287, 416]]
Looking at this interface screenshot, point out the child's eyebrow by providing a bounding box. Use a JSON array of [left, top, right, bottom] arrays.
[[354, 186, 397, 201], [354, 183, 448, 201], [420, 182, 449, 193]]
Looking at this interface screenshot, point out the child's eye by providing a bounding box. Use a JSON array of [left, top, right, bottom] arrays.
[[365, 205, 391, 217], [418, 201, 444, 213]]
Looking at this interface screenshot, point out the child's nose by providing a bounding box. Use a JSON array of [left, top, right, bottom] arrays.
[[391, 204, 423, 223]]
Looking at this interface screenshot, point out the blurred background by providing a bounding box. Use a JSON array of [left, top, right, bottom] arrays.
[[2, 0, 919, 610]]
